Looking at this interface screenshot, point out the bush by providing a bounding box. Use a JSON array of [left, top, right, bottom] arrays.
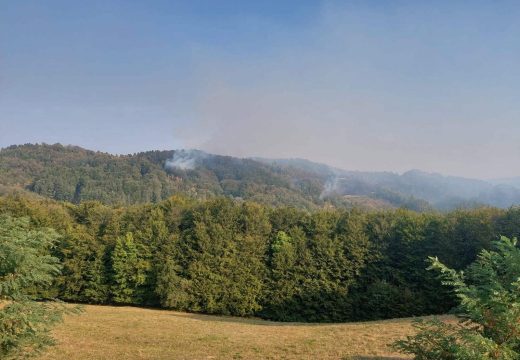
[[393, 236, 520, 359]]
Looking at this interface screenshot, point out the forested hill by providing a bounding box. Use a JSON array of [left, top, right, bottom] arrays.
[[0, 143, 325, 208], [255, 159, 520, 209], [1, 143, 520, 210]]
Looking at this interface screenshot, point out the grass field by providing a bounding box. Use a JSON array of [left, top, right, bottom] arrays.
[[38, 305, 451, 360]]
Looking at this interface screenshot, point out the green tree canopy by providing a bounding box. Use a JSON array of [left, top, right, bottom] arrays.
[[0, 215, 78, 359]]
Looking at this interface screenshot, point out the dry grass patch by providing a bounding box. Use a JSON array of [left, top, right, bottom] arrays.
[[38, 304, 454, 360]]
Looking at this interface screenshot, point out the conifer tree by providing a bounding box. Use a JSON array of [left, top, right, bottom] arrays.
[[111, 232, 149, 303]]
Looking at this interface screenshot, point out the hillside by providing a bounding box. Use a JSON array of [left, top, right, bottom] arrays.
[[0, 144, 320, 208], [2, 143, 520, 210], [0, 144, 420, 210], [37, 304, 449, 359], [261, 159, 520, 210]]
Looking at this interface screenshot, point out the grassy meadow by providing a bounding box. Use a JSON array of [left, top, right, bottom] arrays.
[[38, 305, 453, 360]]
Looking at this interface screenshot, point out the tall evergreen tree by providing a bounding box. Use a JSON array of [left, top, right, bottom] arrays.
[[111, 232, 150, 304]]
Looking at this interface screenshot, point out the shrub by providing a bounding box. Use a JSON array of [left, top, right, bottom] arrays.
[[393, 236, 520, 359]]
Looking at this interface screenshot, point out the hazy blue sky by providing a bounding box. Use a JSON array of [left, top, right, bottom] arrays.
[[2, 1, 520, 178]]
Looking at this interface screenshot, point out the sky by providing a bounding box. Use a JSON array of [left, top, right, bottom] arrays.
[[1, 0, 520, 179]]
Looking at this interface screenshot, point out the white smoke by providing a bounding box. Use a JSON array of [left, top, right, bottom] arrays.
[[165, 150, 205, 170], [320, 176, 341, 200]]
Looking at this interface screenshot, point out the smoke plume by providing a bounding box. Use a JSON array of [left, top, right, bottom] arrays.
[[165, 150, 207, 170]]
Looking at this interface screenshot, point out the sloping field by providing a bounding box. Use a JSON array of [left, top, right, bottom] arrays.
[[38, 305, 451, 360]]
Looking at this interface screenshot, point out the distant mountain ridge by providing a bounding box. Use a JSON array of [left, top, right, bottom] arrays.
[[489, 177, 520, 189], [250, 158, 520, 210], [1, 143, 519, 210]]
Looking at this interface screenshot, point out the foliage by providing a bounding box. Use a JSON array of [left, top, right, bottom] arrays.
[[8, 143, 520, 211], [261, 210, 370, 321], [0, 192, 519, 322], [156, 200, 269, 316], [111, 232, 151, 304], [0, 143, 321, 209], [0, 215, 78, 359], [393, 236, 520, 359]]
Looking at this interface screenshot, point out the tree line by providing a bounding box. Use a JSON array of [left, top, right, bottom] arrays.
[[1, 193, 519, 322]]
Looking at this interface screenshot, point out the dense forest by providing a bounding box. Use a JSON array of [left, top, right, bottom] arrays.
[[3, 143, 520, 323], [2, 192, 519, 322], [0, 144, 325, 209], [3, 143, 520, 211]]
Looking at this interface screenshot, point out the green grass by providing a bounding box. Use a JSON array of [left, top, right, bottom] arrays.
[[38, 304, 453, 360]]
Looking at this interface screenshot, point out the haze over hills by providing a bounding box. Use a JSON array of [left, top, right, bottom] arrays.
[[1, 143, 520, 211], [489, 177, 520, 190], [260, 158, 520, 210]]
